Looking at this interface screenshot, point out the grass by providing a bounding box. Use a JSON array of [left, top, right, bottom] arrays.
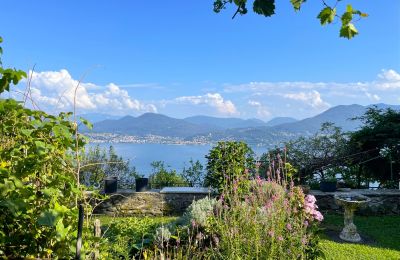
[[319, 213, 400, 260], [95, 215, 177, 226], [92, 213, 400, 259]]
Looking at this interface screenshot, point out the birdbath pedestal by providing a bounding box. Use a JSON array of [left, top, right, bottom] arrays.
[[334, 194, 370, 242]]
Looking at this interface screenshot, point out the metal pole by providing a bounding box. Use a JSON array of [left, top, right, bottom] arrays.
[[76, 204, 84, 260]]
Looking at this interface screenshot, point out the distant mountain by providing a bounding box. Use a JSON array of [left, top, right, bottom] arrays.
[[184, 115, 266, 129], [92, 113, 213, 138], [271, 104, 366, 133], [89, 104, 400, 147], [78, 113, 121, 123], [188, 104, 400, 147], [265, 117, 298, 127]]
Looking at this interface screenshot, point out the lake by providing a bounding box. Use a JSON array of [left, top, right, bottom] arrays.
[[90, 143, 270, 176]]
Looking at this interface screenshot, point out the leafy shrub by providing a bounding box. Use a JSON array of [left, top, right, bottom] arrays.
[[149, 161, 187, 189], [144, 158, 323, 259], [181, 197, 217, 228], [204, 141, 255, 193], [181, 159, 204, 187], [99, 216, 176, 258], [81, 145, 139, 189], [0, 99, 88, 258]]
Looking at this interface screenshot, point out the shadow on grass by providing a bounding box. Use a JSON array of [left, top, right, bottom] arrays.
[[320, 213, 400, 252]]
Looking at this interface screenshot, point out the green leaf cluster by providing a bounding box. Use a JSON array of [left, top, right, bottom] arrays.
[[348, 107, 400, 185], [181, 159, 204, 187], [213, 0, 368, 39], [0, 98, 90, 258], [0, 37, 97, 258], [149, 161, 187, 189], [204, 141, 255, 193], [81, 145, 139, 189]]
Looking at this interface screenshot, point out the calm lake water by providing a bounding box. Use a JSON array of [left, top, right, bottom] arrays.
[[90, 143, 269, 176]]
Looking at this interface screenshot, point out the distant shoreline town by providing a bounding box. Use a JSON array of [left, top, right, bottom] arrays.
[[87, 133, 213, 145]]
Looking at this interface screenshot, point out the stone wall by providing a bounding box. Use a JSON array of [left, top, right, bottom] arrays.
[[311, 189, 400, 215], [94, 191, 211, 216], [94, 189, 400, 216]]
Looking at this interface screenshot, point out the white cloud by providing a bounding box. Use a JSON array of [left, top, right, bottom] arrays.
[[18, 69, 157, 115], [283, 90, 330, 109], [174, 93, 238, 115], [365, 92, 381, 102], [248, 100, 271, 118], [376, 69, 400, 90]]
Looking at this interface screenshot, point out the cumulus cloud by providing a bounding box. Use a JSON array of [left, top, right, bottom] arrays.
[[376, 69, 400, 89], [283, 90, 330, 109], [18, 69, 157, 115], [248, 100, 271, 118], [174, 93, 238, 115], [222, 69, 400, 117]]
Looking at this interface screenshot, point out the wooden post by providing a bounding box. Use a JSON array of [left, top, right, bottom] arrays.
[[75, 204, 84, 260], [94, 218, 101, 259]]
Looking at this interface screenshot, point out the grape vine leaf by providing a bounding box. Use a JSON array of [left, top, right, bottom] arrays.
[[253, 0, 275, 17], [317, 7, 336, 25]]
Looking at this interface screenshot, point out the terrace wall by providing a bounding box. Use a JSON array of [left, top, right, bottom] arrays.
[[93, 190, 211, 216], [311, 189, 400, 215], [94, 189, 400, 216]]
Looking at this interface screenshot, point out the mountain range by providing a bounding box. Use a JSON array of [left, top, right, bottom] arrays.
[[85, 103, 400, 146]]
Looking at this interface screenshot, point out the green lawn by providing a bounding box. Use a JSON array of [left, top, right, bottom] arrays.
[[93, 214, 400, 259], [319, 213, 400, 260]]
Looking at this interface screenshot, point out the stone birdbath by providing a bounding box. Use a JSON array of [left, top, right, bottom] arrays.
[[334, 194, 371, 242]]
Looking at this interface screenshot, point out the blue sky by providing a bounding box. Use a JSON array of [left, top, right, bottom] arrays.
[[1, 0, 399, 120]]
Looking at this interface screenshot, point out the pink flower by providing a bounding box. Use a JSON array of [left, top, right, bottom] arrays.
[[278, 236, 283, 241], [314, 210, 324, 222], [305, 194, 316, 204], [286, 223, 292, 231], [304, 220, 309, 227], [302, 237, 307, 245], [268, 230, 274, 237]]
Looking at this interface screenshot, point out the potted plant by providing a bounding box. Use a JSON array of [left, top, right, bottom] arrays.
[[135, 175, 149, 192], [319, 176, 337, 192], [104, 176, 118, 194]]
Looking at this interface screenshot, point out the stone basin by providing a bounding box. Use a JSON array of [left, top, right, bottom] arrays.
[[335, 194, 371, 208], [334, 194, 371, 242]]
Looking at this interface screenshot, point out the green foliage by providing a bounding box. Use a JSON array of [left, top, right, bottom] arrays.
[[0, 37, 99, 258], [81, 145, 139, 189], [98, 216, 176, 258], [181, 197, 217, 228], [317, 7, 336, 25], [145, 162, 323, 259], [0, 37, 27, 94], [204, 141, 255, 193], [286, 122, 348, 181], [149, 161, 187, 189], [348, 107, 400, 185], [181, 159, 204, 187], [253, 0, 275, 17], [0, 99, 88, 257], [290, 0, 306, 11], [213, 1, 367, 39]]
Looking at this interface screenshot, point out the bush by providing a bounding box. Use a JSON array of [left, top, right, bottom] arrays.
[[204, 141, 255, 193], [81, 145, 139, 189], [149, 161, 187, 189], [181, 159, 204, 187], [181, 197, 217, 228], [98, 216, 176, 259], [144, 159, 323, 259]]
